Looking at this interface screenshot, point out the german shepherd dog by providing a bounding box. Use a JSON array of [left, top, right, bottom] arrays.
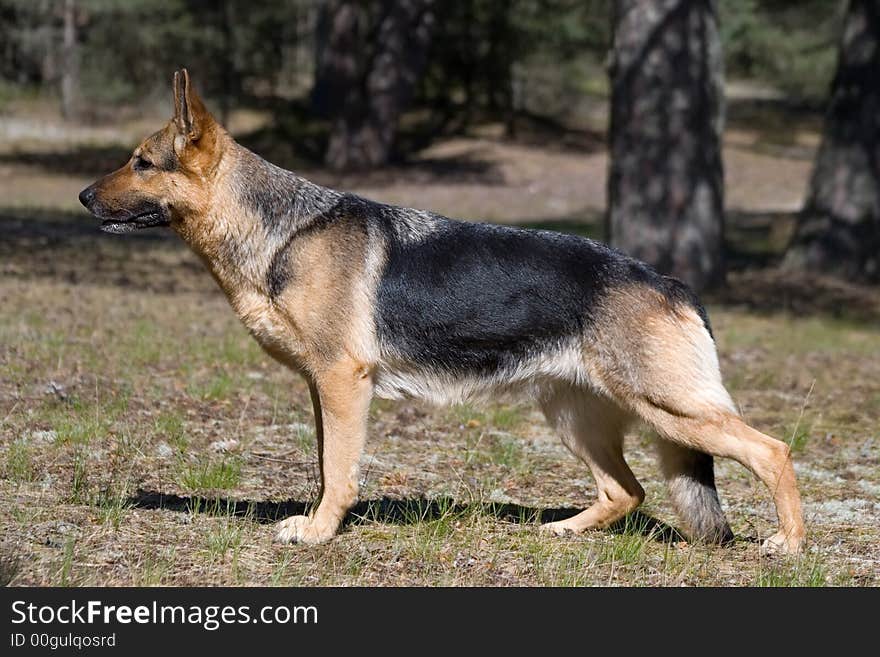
[[79, 70, 805, 554]]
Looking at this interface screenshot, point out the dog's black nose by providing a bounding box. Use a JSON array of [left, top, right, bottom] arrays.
[[78, 186, 95, 209]]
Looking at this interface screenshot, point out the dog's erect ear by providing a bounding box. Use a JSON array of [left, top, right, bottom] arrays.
[[172, 68, 209, 142]]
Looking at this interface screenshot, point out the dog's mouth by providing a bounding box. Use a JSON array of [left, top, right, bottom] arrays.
[[99, 210, 170, 234]]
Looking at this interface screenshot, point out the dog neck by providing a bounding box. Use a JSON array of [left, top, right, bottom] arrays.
[[178, 139, 342, 300]]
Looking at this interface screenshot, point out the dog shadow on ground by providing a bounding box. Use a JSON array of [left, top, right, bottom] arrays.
[[127, 489, 686, 543]]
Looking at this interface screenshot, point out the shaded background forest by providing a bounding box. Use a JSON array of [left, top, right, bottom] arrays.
[[4, 0, 876, 293], [1, 1, 844, 122]]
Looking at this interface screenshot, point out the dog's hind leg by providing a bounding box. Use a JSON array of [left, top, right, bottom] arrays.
[[275, 356, 372, 544], [539, 387, 644, 535], [642, 407, 804, 554], [595, 295, 805, 553], [655, 440, 733, 544]]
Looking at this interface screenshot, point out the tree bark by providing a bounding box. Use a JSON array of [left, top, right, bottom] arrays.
[[60, 0, 79, 120], [219, 0, 235, 127], [606, 0, 726, 292], [784, 0, 880, 282], [312, 0, 361, 127], [315, 0, 436, 171]]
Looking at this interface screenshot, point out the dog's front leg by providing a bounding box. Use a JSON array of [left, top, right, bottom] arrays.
[[275, 358, 371, 544]]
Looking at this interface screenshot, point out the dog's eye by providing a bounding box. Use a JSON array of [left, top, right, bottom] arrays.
[[133, 156, 154, 172]]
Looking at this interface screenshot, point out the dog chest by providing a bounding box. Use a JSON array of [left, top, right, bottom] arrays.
[[230, 290, 300, 359]]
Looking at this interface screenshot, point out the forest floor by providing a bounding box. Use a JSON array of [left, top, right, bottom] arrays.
[[1, 99, 878, 586]]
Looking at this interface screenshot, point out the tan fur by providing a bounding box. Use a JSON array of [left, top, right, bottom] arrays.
[[539, 386, 644, 534], [641, 409, 804, 552], [584, 285, 735, 416], [277, 356, 373, 544], [274, 222, 373, 370], [574, 285, 804, 553]]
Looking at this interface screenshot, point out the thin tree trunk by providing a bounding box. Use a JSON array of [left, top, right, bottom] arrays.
[[462, 0, 476, 129], [488, 0, 516, 137], [38, 0, 56, 87], [607, 0, 726, 292], [318, 0, 436, 171], [784, 0, 880, 282], [60, 0, 78, 120], [219, 0, 234, 126], [317, 0, 367, 168]]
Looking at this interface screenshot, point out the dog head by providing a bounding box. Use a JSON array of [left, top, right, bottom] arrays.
[[78, 69, 223, 234]]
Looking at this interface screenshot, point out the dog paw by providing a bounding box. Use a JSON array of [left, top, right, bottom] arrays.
[[274, 515, 336, 545], [761, 531, 804, 556], [539, 520, 579, 536]]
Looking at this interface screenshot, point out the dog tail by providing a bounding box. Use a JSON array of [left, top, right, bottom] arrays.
[[656, 441, 734, 544]]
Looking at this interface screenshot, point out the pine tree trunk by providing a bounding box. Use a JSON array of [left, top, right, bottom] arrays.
[[784, 0, 880, 282], [60, 0, 79, 120], [311, 0, 358, 118], [607, 0, 726, 292], [316, 0, 436, 171], [219, 0, 234, 127]]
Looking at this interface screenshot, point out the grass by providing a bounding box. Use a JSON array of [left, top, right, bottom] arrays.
[[127, 320, 164, 367], [188, 370, 237, 401], [785, 419, 814, 453], [38, 394, 130, 447], [58, 539, 77, 587], [70, 449, 90, 503], [293, 423, 315, 452], [489, 435, 525, 470], [718, 314, 880, 356], [488, 406, 525, 431], [131, 550, 174, 587], [205, 520, 245, 561], [175, 457, 243, 493], [57, 415, 109, 446], [0, 551, 21, 587], [754, 553, 834, 587], [448, 403, 526, 432], [94, 488, 133, 529], [597, 516, 658, 566], [5, 440, 35, 482], [531, 546, 603, 586], [2, 268, 878, 586], [154, 410, 187, 451], [270, 552, 298, 586]]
